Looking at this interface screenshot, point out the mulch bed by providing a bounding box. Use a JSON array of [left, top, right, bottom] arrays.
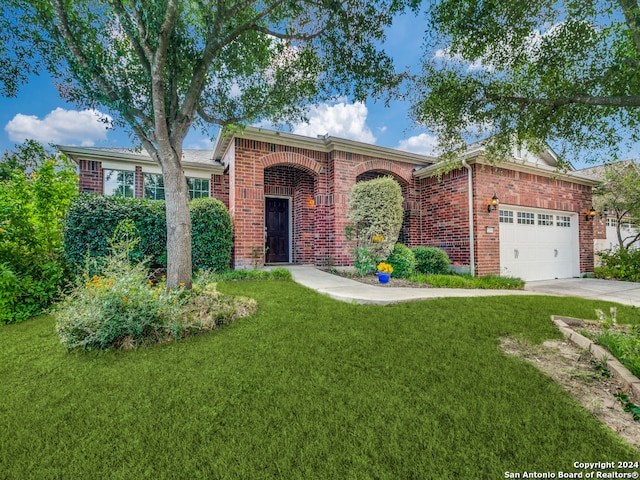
[[323, 269, 432, 288]]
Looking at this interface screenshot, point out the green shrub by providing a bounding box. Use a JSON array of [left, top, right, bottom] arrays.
[[413, 246, 451, 274], [64, 194, 232, 273], [63, 194, 166, 272], [55, 247, 256, 351], [0, 145, 78, 323], [190, 197, 233, 271], [347, 176, 404, 262], [386, 243, 416, 278], [595, 248, 640, 282]]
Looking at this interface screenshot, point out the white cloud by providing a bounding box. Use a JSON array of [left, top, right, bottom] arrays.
[[434, 48, 489, 72], [5, 108, 112, 146], [292, 100, 376, 144], [396, 133, 440, 156]]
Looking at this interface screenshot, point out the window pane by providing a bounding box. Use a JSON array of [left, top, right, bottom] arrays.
[[499, 210, 513, 223], [188, 177, 209, 199], [104, 169, 134, 197], [144, 173, 165, 200]]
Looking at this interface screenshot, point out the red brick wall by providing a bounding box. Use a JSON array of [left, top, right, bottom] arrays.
[[229, 138, 423, 268], [135, 166, 143, 198], [419, 169, 471, 264], [211, 173, 229, 207], [78, 160, 103, 193]]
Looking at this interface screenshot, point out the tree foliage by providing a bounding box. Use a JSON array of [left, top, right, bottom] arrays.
[[2, 0, 418, 288], [593, 161, 640, 249], [0, 142, 78, 323], [413, 0, 640, 165]]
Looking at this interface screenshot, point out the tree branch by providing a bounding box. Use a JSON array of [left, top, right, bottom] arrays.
[[483, 93, 640, 108], [107, 0, 152, 72], [50, 0, 153, 129]]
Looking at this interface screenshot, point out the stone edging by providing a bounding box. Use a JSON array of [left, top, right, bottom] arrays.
[[552, 315, 640, 401]]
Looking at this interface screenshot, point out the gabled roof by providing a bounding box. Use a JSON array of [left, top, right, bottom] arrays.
[[212, 126, 438, 166], [57, 145, 224, 174], [578, 160, 637, 180]]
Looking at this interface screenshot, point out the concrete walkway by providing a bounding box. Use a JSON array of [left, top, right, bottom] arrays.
[[283, 265, 640, 307]]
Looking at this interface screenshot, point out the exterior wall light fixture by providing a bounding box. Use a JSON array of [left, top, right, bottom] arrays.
[[585, 207, 596, 221], [487, 193, 499, 213]]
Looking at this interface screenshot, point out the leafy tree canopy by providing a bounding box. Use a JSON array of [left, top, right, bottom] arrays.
[[412, 0, 640, 167], [593, 160, 640, 249], [0, 0, 420, 288]]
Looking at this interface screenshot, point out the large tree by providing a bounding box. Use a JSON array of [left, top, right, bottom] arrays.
[[593, 161, 640, 249], [412, 0, 640, 166], [2, 0, 417, 289]]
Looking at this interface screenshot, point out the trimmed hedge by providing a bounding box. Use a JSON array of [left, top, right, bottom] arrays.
[[386, 243, 416, 278], [64, 194, 232, 272], [413, 246, 451, 274]]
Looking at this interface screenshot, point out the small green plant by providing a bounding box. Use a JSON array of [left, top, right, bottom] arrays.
[[412, 246, 450, 274], [353, 247, 377, 277], [386, 243, 416, 278], [590, 355, 611, 379], [614, 393, 640, 421], [270, 267, 292, 280]]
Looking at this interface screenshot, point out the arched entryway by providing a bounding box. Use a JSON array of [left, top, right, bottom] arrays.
[[264, 165, 317, 264]]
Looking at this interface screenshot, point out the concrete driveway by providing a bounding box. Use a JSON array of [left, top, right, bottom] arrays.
[[524, 278, 640, 307]]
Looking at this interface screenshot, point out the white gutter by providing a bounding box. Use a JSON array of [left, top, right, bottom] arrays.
[[461, 159, 476, 277]]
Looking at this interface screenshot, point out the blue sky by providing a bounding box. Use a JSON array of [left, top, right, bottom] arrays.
[[0, 10, 435, 158]]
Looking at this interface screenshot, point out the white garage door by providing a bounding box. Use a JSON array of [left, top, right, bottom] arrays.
[[499, 206, 579, 281]]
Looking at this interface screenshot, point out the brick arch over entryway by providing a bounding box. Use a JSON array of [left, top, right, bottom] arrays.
[[352, 159, 413, 184], [259, 152, 323, 176]]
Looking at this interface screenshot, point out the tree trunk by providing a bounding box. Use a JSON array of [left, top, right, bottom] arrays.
[[159, 148, 193, 291]]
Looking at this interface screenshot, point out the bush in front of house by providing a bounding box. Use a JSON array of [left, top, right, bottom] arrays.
[[412, 246, 451, 275], [0, 144, 78, 324], [386, 243, 416, 278], [347, 176, 404, 264], [595, 247, 640, 282], [64, 194, 232, 273], [190, 197, 233, 271], [55, 240, 256, 351]]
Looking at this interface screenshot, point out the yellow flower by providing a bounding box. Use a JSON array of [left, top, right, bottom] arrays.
[[377, 262, 393, 274], [122, 297, 127, 303], [372, 234, 385, 243]]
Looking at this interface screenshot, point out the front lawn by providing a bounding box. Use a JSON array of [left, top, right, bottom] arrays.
[[2, 280, 640, 478]]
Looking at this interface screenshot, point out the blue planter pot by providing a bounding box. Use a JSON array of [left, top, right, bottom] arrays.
[[377, 272, 391, 284]]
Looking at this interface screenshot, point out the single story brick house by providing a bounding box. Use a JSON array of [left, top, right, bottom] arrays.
[[60, 126, 599, 281]]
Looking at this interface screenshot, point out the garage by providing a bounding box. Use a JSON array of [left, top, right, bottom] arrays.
[[499, 206, 580, 281]]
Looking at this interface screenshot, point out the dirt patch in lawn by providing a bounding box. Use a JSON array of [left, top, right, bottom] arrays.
[[501, 336, 640, 449]]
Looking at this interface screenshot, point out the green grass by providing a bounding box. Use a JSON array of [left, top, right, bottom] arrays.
[[2, 281, 640, 479], [596, 330, 640, 377], [410, 272, 526, 289]]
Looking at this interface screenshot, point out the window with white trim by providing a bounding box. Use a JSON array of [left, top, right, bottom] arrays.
[[144, 173, 165, 200], [499, 210, 513, 223], [538, 214, 554, 226], [188, 177, 209, 199], [104, 169, 134, 197], [607, 218, 617, 227], [556, 215, 571, 228], [517, 212, 535, 225]]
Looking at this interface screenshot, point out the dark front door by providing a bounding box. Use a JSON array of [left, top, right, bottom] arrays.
[[265, 197, 289, 263]]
